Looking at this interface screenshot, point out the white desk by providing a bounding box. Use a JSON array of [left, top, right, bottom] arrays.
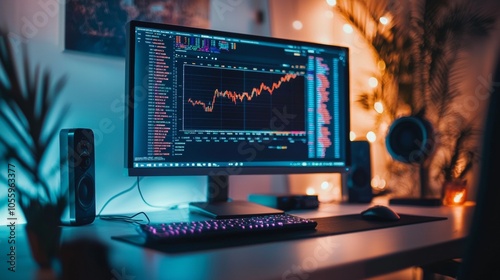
[[3, 200, 474, 280]]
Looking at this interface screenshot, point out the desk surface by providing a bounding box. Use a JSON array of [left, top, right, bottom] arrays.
[[2, 199, 474, 280]]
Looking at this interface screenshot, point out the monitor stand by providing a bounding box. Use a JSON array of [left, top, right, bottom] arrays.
[[188, 175, 284, 219]]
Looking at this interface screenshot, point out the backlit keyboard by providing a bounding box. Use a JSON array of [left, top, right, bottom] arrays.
[[138, 214, 317, 243]]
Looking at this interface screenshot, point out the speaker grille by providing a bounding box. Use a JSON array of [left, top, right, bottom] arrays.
[[345, 141, 373, 203], [60, 128, 96, 225], [77, 175, 95, 210]]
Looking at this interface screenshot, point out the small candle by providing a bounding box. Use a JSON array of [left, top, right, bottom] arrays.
[[442, 180, 467, 206]]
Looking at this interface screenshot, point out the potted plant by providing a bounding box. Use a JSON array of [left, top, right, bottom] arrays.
[[0, 28, 69, 268], [333, 0, 495, 197], [439, 122, 479, 205]]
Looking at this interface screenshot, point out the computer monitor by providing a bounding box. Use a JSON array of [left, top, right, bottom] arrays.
[[125, 20, 350, 218]]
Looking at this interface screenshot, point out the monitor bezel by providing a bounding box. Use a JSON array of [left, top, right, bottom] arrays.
[[125, 20, 351, 176]]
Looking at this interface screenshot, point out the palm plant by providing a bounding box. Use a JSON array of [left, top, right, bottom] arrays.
[[438, 119, 479, 183], [0, 27, 69, 267], [334, 0, 495, 195]]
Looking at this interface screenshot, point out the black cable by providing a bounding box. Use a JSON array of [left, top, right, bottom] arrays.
[[96, 177, 143, 217], [99, 212, 150, 225], [97, 176, 188, 225], [136, 177, 190, 210], [97, 177, 151, 225], [136, 176, 170, 209]]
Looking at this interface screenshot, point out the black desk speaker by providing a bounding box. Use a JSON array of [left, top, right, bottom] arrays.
[[60, 128, 95, 225], [386, 116, 433, 164], [343, 140, 373, 203]]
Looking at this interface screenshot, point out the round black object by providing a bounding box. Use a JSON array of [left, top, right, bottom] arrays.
[[79, 153, 92, 170], [77, 174, 95, 210], [386, 116, 433, 164], [77, 139, 93, 170]]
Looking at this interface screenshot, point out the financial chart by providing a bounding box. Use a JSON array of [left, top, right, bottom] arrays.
[[184, 66, 305, 132]]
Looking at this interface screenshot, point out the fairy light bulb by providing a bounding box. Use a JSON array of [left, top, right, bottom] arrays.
[[379, 17, 389, 25], [366, 131, 376, 142], [368, 77, 378, 88], [326, 0, 337, 7], [292, 20, 303, 30], [343, 24, 353, 34], [374, 101, 384, 114], [350, 131, 357, 141], [306, 186, 316, 195]]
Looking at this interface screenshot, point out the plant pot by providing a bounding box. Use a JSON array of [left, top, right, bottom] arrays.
[[26, 224, 62, 269]]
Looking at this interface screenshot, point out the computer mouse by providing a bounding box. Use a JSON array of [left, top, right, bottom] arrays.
[[361, 205, 400, 221]]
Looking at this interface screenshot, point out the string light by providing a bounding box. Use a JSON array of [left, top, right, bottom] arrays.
[[306, 186, 316, 195], [366, 131, 376, 142], [374, 101, 384, 114], [326, 0, 337, 7], [379, 16, 389, 25], [368, 77, 378, 88], [377, 60, 386, 71], [350, 131, 357, 141], [371, 175, 387, 190], [292, 20, 303, 30], [343, 24, 353, 34]]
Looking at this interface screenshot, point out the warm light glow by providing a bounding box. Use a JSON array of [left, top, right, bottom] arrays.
[[368, 77, 378, 88], [320, 181, 330, 190], [453, 192, 465, 203], [371, 175, 387, 190], [374, 101, 384, 114], [454, 160, 466, 179], [292, 20, 303, 30], [343, 24, 353, 34], [366, 131, 376, 142], [379, 17, 389, 25], [350, 131, 357, 141], [380, 121, 389, 134], [306, 186, 316, 195], [443, 181, 467, 205], [380, 179, 386, 189], [326, 0, 337, 7], [317, 180, 340, 203], [377, 60, 386, 71], [325, 10, 334, 19]]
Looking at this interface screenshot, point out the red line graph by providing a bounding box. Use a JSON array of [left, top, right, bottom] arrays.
[[187, 73, 298, 112]]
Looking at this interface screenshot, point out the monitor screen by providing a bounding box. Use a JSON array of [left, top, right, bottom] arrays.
[[125, 20, 350, 178]]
